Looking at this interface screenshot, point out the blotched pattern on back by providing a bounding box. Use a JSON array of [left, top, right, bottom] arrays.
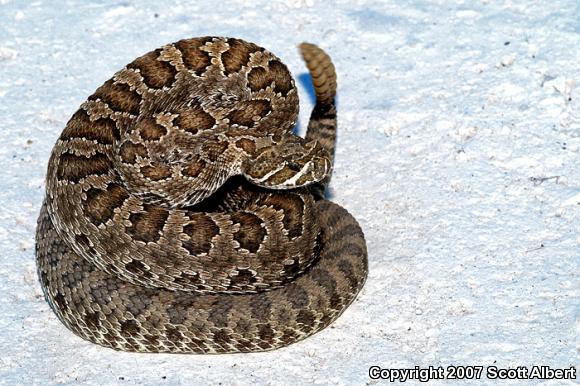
[[36, 37, 368, 353]]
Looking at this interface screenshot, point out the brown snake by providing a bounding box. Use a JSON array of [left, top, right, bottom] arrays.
[[35, 37, 368, 353]]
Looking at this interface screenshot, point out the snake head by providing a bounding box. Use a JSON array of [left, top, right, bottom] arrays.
[[242, 136, 331, 189]]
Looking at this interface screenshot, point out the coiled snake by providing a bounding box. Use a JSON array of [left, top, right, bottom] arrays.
[[36, 37, 368, 353]]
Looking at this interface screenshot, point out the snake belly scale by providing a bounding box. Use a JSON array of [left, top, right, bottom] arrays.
[[35, 37, 368, 353]]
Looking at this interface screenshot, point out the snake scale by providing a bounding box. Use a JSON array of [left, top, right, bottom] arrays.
[[35, 37, 368, 353]]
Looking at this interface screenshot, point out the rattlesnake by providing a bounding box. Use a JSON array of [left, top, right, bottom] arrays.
[[35, 37, 368, 353]]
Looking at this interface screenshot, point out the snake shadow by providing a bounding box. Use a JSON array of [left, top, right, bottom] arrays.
[[292, 73, 315, 137]]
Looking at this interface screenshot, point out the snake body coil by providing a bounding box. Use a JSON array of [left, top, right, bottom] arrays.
[[36, 37, 367, 353]]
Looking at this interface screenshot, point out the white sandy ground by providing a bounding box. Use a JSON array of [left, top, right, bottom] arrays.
[[0, 0, 578, 385]]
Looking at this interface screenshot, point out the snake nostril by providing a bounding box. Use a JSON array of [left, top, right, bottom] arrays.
[[287, 161, 301, 171]]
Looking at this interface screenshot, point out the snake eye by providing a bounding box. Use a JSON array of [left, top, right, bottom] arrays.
[[287, 161, 301, 171]]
